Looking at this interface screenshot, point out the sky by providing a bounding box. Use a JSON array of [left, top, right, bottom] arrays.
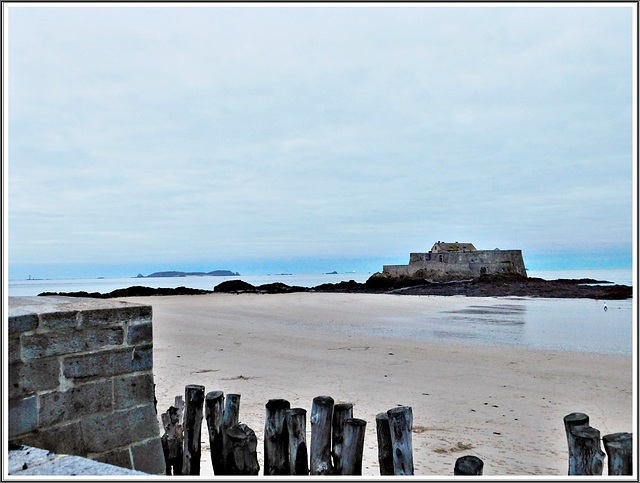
[[4, 3, 636, 279]]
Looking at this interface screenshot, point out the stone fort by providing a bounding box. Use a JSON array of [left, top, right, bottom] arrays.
[[383, 241, 527, 281]]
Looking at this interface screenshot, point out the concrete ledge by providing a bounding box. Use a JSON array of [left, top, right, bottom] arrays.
[[8, 445, 149, 476]]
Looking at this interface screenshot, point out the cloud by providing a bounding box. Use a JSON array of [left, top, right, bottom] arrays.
[[7, 4, 634, 271]]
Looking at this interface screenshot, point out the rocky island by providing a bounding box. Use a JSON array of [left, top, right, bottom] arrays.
[[136, 269, 239, 278]]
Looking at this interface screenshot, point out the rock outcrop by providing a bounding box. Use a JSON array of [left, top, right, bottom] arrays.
[[39, 274, 632, 300]]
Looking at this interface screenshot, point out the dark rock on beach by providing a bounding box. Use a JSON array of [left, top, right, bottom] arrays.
[[313, 279, 362, 292], [256, 282, 307, 294], [38, 273, 632, 300], [312, 273, 632, 299], [110, 286, 214, 297], [362, 272, 632, 299], [213, 280, 258, 293], [38, 286, 214, 298], [213, 280, 307, 294]]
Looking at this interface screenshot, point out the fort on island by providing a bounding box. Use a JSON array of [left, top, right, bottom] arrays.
[[383, 241, 527, 281]]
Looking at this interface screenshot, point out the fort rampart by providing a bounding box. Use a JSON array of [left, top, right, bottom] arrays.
[[8, 296, 165, 474], [384, 249, 527, 281]]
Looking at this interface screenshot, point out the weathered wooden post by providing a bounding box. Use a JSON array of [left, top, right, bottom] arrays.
[[563, 412, 589, 475], [225, 423, 260, 475], [182, 384, 205, 475], [568, 425, 605, 475], [331, 403, 353, 473], [603, 432, 633, 475], [341, 418, 366, 475], [161, 396, 184, 475], [387, 406, 414, 475], [375, 412, 394, 476], [204, 391, 225, 475], [223, 393, 241, 427], [264, 398, 291, 475], [310, 396, 334, 475], [454, 455, 484, 475], [220, 393, 241, 474], [286, 408, 309, 476]]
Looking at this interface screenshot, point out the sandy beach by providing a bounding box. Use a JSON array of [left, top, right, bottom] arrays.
[[118, 292, 634, 476]]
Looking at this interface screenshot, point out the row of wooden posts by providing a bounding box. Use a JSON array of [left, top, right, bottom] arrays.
[[563, 412, 633, 476], [161, 384, 632, 476], [160, 384, 479, 476]]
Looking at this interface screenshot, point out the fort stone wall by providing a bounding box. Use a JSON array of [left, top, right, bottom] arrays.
[[381, 264, 411, 278], [8, 296, 165, 475], [383, 249, 526, 281]]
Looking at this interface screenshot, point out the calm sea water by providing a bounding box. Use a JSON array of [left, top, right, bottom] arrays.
[[8, 268, 634, 355], [7, 272, 372, 297], [7, 268, 633, 297], [527, 268, 633, 286]]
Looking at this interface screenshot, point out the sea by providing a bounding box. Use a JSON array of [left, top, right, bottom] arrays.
[[7, 268, 635, 356]]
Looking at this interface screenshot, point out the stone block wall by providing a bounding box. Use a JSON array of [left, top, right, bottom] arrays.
[[8, 296, 165, 475], [383, 249, 527, 281], [380, 264, 410, 278]]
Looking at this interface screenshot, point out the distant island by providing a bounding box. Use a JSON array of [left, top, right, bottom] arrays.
[[136, 270, 240, 278]]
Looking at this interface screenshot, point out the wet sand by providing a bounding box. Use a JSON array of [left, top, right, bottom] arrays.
[[118, 292, 634, 476]]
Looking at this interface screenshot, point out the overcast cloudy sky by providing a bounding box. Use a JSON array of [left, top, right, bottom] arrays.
[[5, 3, 635, 279]]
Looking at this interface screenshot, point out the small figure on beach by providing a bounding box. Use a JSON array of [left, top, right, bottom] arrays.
[[604, 302, 608, 312]]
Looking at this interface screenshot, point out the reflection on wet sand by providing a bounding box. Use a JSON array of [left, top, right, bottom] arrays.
[[434, 303, 527, 343], [448, 304, 527, 316], [350, 297, 631, 354]]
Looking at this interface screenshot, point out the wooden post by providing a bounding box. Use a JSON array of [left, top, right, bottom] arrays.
[[331, 403, 353, 474], [182, 384, 205, 475], [160, 396, 184, 475], [341, 418, 366, 475], [603, 432, 633, 475], [220, 393, 241, 475], [223, 393, 241, 427], [264, 398, 291, 475], [310, 396, 334, 475], [204, 391, 224, 475], [563, 412, 589, 475], [286, 408, 309, 476], [568, 425, 605, 475], [225, 423, 260, 475], [387, 406, 414, 475], [454, 455, 484, 475], [375, 412, 394, 476]]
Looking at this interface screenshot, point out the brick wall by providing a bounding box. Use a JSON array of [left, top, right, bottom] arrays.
[[8, 296, 165, 475]]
